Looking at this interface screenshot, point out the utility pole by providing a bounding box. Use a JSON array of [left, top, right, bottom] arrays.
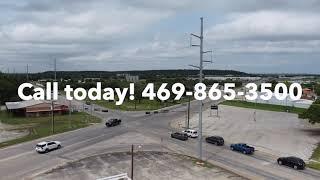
[[51, 58, 57, 134], [51, 100, 55, 134], [190, 17, 212, 160], [131, 144, 134, 180], [54, 59, 57, 81], [69, 100, 72, 128], [186, 96, 191, 129], [26, 64, 29, 82]]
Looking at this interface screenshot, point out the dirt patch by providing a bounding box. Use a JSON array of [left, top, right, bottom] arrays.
[[33, 151, 245, 180], [0, 122, 28, 143]]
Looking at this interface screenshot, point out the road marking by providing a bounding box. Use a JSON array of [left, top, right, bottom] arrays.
[[261, 161, 271, 166], [0, 151, 34, 163]]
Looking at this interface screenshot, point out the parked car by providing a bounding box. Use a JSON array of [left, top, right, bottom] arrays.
[[105, 118, 121, 127], [35, 141, 61, 153], [277, 156, 305, 170], [94, 108, 100, 111], [205, 136, 224, 146], [102, 109, 109, 112], [230, 143, 255, 154], [182, 129, 198, 138], [171, 132, 188, 141]]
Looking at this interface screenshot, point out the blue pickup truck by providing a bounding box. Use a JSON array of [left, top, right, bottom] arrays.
[[230, 143, 255, 154]]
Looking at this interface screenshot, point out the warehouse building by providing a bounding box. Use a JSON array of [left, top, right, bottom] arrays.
[[5, 100, 69, 117]]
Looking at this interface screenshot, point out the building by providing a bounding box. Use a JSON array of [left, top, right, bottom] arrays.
[[5, 100, 69, 117], [302, 88, 316, 100], [125, 74, 139, 82]]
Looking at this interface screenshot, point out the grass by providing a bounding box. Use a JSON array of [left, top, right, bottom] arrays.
[[221, 100, 306, 114], [308, 144, 320, 170], [94, 98, 191, 111], [0, 111, 101, 148]]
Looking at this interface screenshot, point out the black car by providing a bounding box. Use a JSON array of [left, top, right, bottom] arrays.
[[277, 156, 305, 170], [205, 136, 224, 146], [171, 132, 188, 141], [105, 118, 121, 127]]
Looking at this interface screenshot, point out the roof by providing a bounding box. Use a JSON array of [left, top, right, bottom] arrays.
[[6, 100, 45, 110], [5, 100, 67, 110], [37, 141, 48, 145]]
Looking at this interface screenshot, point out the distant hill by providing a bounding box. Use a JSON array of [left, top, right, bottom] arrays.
[[31, 69, 250, 80]]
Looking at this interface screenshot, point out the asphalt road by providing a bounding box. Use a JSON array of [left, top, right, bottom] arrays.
[[0, 99, 320, 180]]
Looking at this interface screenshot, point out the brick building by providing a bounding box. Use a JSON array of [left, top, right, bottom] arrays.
[[5, 100, 69, 117]]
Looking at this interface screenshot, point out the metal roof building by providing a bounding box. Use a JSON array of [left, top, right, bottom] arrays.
[[5, 100, 69, 117]]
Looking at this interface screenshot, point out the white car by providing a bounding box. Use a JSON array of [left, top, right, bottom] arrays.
[[35, 141, 61, 153], [182, 129, 198, 138]]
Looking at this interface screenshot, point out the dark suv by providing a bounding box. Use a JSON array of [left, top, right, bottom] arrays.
[[171, 132, 188, 141], [205, 136, 224, 146], [277, 156, 305, 170], [105, 118, 121, 127]]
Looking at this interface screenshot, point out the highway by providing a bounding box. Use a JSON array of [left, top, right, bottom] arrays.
[[0, 99, 320, 180]]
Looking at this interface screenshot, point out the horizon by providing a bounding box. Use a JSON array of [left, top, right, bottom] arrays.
[[3, 69, 320, 76]]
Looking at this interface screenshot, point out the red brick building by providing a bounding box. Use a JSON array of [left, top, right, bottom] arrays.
[[5, 100, 69, 117]]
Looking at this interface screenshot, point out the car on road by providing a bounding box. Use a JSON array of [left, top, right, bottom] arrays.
[[205, 136, 224, 146], [277, 156, 305, 170], [230, 143, 254, 154], [102, 109, 109, 112], [35, 141, 61, 153], [171, 132, 188, 141], [182, 129, 198, 138], [105, 118, 121, 127]]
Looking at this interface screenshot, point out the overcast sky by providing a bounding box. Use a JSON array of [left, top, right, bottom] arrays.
[[0, 0, 320, 74]]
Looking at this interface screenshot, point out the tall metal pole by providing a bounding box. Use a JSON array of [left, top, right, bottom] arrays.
[[131, 144, 134, 180], [52, 58, 56, 134], [69, 100, 72, 128], [198, 17, 204, 160], [54, 59, 57, 81], [190, 17, 211, 160], [51, 101, 55, 134], [187, 96, 191, 129], [26, 64, 29, 82]]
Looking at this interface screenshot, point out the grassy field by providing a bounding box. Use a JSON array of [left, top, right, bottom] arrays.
[[0, 111, 101, 148], [308, 144, 320, 170], [221, 100, 306, 114], [94, 98, 191, 111]]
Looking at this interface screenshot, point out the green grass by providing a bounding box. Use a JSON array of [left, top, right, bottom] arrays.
[[0, 111, 101, 148], [221, 100, 305, 114], [308, 144, 320, 170], [94, 98, 191, 111]]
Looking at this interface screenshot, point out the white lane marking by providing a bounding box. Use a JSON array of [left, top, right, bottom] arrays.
[[261, 161, 271, 166], [0, 151, 34, 163]]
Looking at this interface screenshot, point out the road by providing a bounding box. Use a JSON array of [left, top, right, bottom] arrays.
[[0, 99, 320, 180]]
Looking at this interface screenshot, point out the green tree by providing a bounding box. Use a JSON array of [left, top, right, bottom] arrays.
[[299, 100, 320, 124]]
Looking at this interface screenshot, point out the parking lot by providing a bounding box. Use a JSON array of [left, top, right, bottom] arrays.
[[172, 105, 320, 160]]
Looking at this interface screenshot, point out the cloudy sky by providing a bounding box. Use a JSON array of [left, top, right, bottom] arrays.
[[0, 0, 320, 74]]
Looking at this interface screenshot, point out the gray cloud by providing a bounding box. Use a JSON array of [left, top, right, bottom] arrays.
[[0, 0, 319, 73]]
